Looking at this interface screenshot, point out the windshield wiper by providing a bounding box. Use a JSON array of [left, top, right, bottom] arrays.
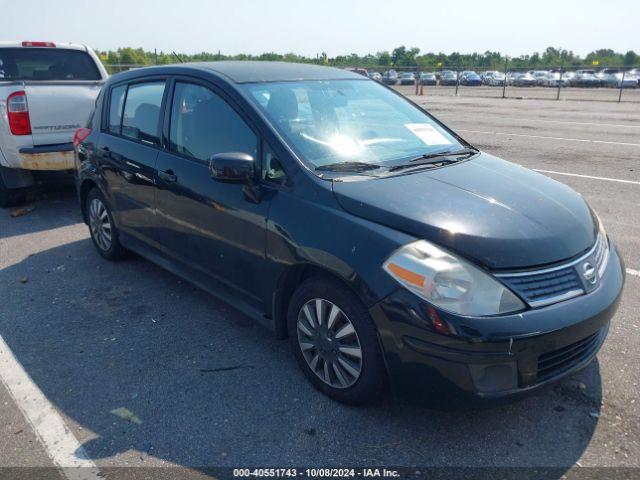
[[315, 161, 383, 172], [389, 148, 479, 172]]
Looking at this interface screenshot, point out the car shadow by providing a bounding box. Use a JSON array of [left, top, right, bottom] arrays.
[[0, 186, 81, 239], [0, 238, 602, 476]]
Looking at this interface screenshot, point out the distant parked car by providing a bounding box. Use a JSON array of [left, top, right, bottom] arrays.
[[627, 69, 640, 86], [541, 72, 569, 87], [459, 71, 482, 86], [509, 72, 537, 87], [596, 68, 620, 85], [399, 72, 416, 85], [529, 70, 550, 86], [382, 70, 398, 85], [506, 72, 519, 85], [602, 71, 638, 88], [346, 68, 368, 77], [561, 71, 576, 85], [368, 71, 382, 82], [571, 70, 600, 87], [439, 71, 458, 86], [487, 71, 506, 86], [419, 72, 437, 85], [481, 70, 500, 85]]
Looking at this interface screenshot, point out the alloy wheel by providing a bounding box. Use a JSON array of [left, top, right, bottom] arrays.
[[297, 298, 363, 389], [89, 198, 112, 252]]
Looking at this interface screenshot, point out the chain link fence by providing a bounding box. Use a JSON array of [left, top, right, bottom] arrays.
[[104, 62, 640, 103], [361, 64, 640, 103]]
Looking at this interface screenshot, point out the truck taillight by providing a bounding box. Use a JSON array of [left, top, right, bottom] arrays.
[[73, 127, 92, 148], [21, 41, 56, 48], [7, 91, 32, 136]]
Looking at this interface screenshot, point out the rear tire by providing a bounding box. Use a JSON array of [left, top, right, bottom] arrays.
[[287, 276, 387, 405], [0, 175, 23, 208], [86, 188, 126, 260]]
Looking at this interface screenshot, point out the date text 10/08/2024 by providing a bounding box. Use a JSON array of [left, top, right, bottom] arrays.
[[233, 468, 400, 478]]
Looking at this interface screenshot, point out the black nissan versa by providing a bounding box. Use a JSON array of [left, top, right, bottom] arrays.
[[74, 62, 624, 405]]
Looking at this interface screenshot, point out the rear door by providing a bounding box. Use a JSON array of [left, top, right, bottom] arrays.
[[97, 79, 167, 244]]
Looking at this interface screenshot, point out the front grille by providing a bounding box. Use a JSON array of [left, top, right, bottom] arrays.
[[499, 267, 583, 307], [496, 233, 609, 308], [537, 331, 600, 382]]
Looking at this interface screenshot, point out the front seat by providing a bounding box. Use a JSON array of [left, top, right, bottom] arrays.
[[132, 103, 160, 142], [266, 88, 298, 132]]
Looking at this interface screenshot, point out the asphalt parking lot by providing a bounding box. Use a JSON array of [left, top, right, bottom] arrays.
[[1, 93, 639, 479]]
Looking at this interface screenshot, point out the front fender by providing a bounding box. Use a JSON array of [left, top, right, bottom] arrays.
[[266, 183, 414, 308]]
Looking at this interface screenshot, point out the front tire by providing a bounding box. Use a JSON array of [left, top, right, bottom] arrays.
[[287, 276, 387, 405], [86, 188, 126, 260]]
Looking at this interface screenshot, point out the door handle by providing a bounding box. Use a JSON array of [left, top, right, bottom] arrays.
[[158, 170, 177, 183]]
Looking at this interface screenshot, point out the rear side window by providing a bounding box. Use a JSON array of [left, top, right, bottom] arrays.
[[0, 48, 101, 81], [108, 85, 126, 134], [121, 82, 165, 145], [169, 82, 257, 161]]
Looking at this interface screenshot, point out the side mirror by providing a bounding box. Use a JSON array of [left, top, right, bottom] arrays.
[[208, 152, 255, 183]]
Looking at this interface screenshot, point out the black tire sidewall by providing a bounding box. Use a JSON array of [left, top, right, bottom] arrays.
[[0, 174, 21, 208], [86, 188, 124, 260], [287, 277, 387, 405]]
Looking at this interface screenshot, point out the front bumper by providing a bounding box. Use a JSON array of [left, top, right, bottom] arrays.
[[370, 242, 625, 400]]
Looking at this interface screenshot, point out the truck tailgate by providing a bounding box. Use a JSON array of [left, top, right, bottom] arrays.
[[26, 83, 102, 145]]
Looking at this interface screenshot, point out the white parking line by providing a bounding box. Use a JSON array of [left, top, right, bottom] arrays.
[[627, 268, 640, 277], [533, 169, 640, 185], [436, 114, 640, 130], [0, 335, 101, 480], [457, 129, 640, 147]]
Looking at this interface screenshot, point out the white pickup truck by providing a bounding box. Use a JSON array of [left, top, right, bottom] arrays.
[[0, 41, 108, 206]]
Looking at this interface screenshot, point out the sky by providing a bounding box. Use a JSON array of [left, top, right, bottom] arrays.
[[1, 0, 636, 57]]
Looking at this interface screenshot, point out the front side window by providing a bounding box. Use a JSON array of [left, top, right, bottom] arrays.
[[169, 82, 257, 161], [263, 142, 287, 185], [243, 79, 462, 171], [121, 82, 165, 144]]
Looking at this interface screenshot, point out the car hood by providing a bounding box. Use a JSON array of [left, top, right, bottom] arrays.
[[332, 153, 597, 269]]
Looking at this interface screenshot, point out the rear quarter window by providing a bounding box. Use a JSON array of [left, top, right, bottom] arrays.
[[108, 85, 127, 134], [0, 48, 101, 81]]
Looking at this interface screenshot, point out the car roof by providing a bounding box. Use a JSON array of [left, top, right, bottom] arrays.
[[113, 61, 364, 84]]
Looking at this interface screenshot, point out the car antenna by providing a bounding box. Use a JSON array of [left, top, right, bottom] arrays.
[[172, 51, 184, 64]]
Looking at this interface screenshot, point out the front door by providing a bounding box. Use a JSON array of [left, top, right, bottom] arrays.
[[154, 80, 269, 307]]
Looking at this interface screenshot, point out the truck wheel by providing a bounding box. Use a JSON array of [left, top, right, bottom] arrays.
[[287, 276, 388, 405], [86, 188, 126, 260], [0, 175, 23, 208]]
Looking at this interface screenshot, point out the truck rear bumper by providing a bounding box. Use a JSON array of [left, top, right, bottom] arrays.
[[18, 143, 75, 170]]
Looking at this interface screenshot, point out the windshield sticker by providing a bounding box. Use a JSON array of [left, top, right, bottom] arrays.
[[405, 123, 452, 146]]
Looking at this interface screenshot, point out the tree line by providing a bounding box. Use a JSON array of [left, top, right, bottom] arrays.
[[99, 46, 640, 70]]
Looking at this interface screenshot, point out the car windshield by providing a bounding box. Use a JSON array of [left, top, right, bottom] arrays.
[[0, 48, 101, 81], [243, 79, 462, 170]]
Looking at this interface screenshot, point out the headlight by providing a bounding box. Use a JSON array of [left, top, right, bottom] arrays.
[[594, 210, 607, 240], [593, 210, 610, 278], [383, 240, 525, 316]]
